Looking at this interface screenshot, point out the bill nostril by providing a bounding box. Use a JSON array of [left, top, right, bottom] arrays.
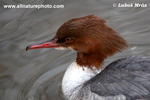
[[43, 44, 49, 46]]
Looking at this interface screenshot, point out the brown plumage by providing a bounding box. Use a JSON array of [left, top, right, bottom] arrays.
[[55, 15, 128, 69]]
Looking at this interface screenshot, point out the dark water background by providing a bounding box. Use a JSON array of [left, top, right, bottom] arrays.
[[0, 0, 150, 100]]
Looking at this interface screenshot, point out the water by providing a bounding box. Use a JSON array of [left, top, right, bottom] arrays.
[[0, 0, 150, 100]]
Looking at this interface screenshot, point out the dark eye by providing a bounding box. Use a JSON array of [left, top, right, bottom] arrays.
[[65, 37, 73, 43], [65, 37, 72, 41]]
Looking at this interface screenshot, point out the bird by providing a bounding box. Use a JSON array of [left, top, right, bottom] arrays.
[[26, 15, 150, 100]]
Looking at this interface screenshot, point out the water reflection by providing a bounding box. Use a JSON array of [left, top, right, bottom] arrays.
[[0, 0, 150, 100]]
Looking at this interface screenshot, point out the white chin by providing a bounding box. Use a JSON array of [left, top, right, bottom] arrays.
[[55, 47, 67, 50], [55, 47, 74, 51]]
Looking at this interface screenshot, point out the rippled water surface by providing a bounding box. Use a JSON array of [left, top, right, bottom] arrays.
[[0, 0, 150, 100]]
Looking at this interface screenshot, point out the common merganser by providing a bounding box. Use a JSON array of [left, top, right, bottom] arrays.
[[26, 15, 150, 100]]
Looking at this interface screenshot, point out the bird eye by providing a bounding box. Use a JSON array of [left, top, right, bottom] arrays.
[[65, 38, 71, 41], [65, 37, 73, 43]]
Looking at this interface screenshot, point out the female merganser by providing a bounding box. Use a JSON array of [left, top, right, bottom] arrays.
[[26, 15, 150, 100]]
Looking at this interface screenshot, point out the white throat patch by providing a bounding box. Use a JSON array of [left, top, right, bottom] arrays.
[[62, 61, 101, 98]]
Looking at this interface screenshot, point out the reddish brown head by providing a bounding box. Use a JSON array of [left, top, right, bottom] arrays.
[[26, 15, 128, 69]]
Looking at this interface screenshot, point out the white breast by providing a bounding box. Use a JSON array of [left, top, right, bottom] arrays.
[[62, 61, 101, 99]]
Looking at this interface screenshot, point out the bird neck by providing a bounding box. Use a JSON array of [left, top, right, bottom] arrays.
[[76, 52, 104, 69]]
